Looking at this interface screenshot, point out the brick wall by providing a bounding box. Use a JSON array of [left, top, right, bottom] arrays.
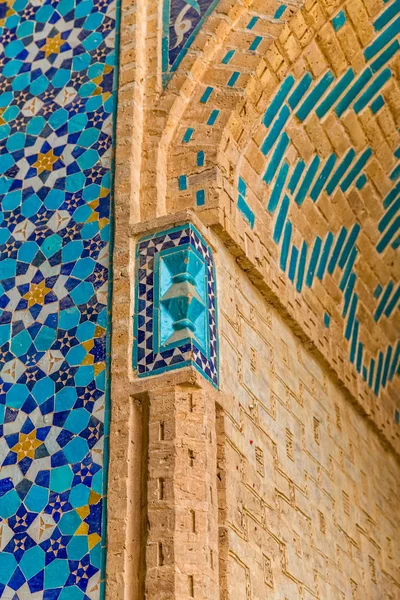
[[165, 0, 400, 452], [216, 238, 400, 599], [106, 0, 400, 597]]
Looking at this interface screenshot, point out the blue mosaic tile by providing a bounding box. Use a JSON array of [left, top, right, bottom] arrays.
[[0, 0, 118, 596], [133, 224, 219, 388], [163, 0, 220, 86]]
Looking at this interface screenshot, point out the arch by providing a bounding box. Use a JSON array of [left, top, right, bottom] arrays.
[[162, 0, 400, 445]]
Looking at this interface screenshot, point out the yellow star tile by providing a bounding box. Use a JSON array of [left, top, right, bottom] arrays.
[[23, 280, 52, 308], [11, 430, 42, 462], [33, 149, 59, 174], [43, 33, 63, 57]]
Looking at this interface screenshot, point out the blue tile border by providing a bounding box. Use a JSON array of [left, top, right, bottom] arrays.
[[162, 0, 221, 86]]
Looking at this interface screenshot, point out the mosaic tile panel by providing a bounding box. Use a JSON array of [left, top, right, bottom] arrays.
[[162, 0, 220, 86], [0, 0, 118, 597], [133, 224, 219, 388]]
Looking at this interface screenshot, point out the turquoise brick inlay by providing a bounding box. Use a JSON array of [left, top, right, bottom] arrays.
[[227, 71, 241, 87], [183, 127, 195, 142], [274, 5, 287, 20], [196, 189, 205, 205], [247, 16, 259, 30], [163, 0, 221, 86], [0, 0, 119, 595], [332, 10, 346, 31], [179, 175, 188, 190], [200, 86, 214, 103], [237, 177, 255, 229], [207, 109, 220, 125], [222, 49, 235, 64], [133, 224, 219, 388], [249, 36, 263, 52]]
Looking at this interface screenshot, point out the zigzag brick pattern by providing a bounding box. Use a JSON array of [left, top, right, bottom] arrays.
[[167, 0, 399, 439]]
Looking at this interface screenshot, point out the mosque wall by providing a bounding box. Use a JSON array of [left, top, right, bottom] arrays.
[[0, 0, 118, 596]]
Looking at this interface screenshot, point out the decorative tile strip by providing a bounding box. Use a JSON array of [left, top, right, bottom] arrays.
[[133, 224, 219, 388]]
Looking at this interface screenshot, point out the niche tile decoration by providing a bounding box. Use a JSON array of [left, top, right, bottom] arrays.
[[162, 0, 220, 86], [0, 0, 118, 597], [133, 224, 219, 388]]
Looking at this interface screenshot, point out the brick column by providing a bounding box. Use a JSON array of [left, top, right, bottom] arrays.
[[145, 383, 219, 599]]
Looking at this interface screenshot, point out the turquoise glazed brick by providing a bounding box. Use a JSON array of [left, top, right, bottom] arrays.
[[179, 175, 188, 190], [249, 36, 263, 51], [269, 162, 289, 213], [196, 189, 206, 205], [289, 246, 299, 283], [332, 10, 346, 31], [289, 161, 306, 194], [384, 285, 400, 318], [263, 133, 290, 184], [356, 174, 367, 189], [237, 177, 255, 228], [222, 49, 235, 64], [183, 127, 195, 142], [227, 71, 241, 87], [294, 156, 320, 206], [207, 109, 220, 125], [237, 195, 255, 228], [133, 224, 219, 388], [306, 237, 322, 288], [200, 86, 214, 103], [296, 71, 334, 121], [296, 241, 308, 293], [288, 73, 313, 109], [197, 151, 205, 166], [374, 0, 400, 31], [273, 194, 290, 243], [274, 5, 287, 19], [247, 16, 259, 30], [280, 221, 292, 272], [263, 75, 294, 127]]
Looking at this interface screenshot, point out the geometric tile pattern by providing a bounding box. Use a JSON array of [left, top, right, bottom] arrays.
[[133, 224, 219, 388], [162, 0, 220, 86], [0, 0, 117, 596]]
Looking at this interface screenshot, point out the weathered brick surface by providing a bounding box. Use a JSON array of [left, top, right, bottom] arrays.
[[107, 0, 400, 597], [164, 0, 400, 452], [216, 239, 400, 600]]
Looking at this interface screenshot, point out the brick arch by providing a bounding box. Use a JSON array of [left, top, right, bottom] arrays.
[[164, 0, 400, 447], [134, 0, 301, 223]]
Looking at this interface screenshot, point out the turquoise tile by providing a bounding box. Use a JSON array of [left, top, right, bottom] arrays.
[[50, 466, 74, 494], [44, 559, 70, 588], [59, 510, 82, 536]]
